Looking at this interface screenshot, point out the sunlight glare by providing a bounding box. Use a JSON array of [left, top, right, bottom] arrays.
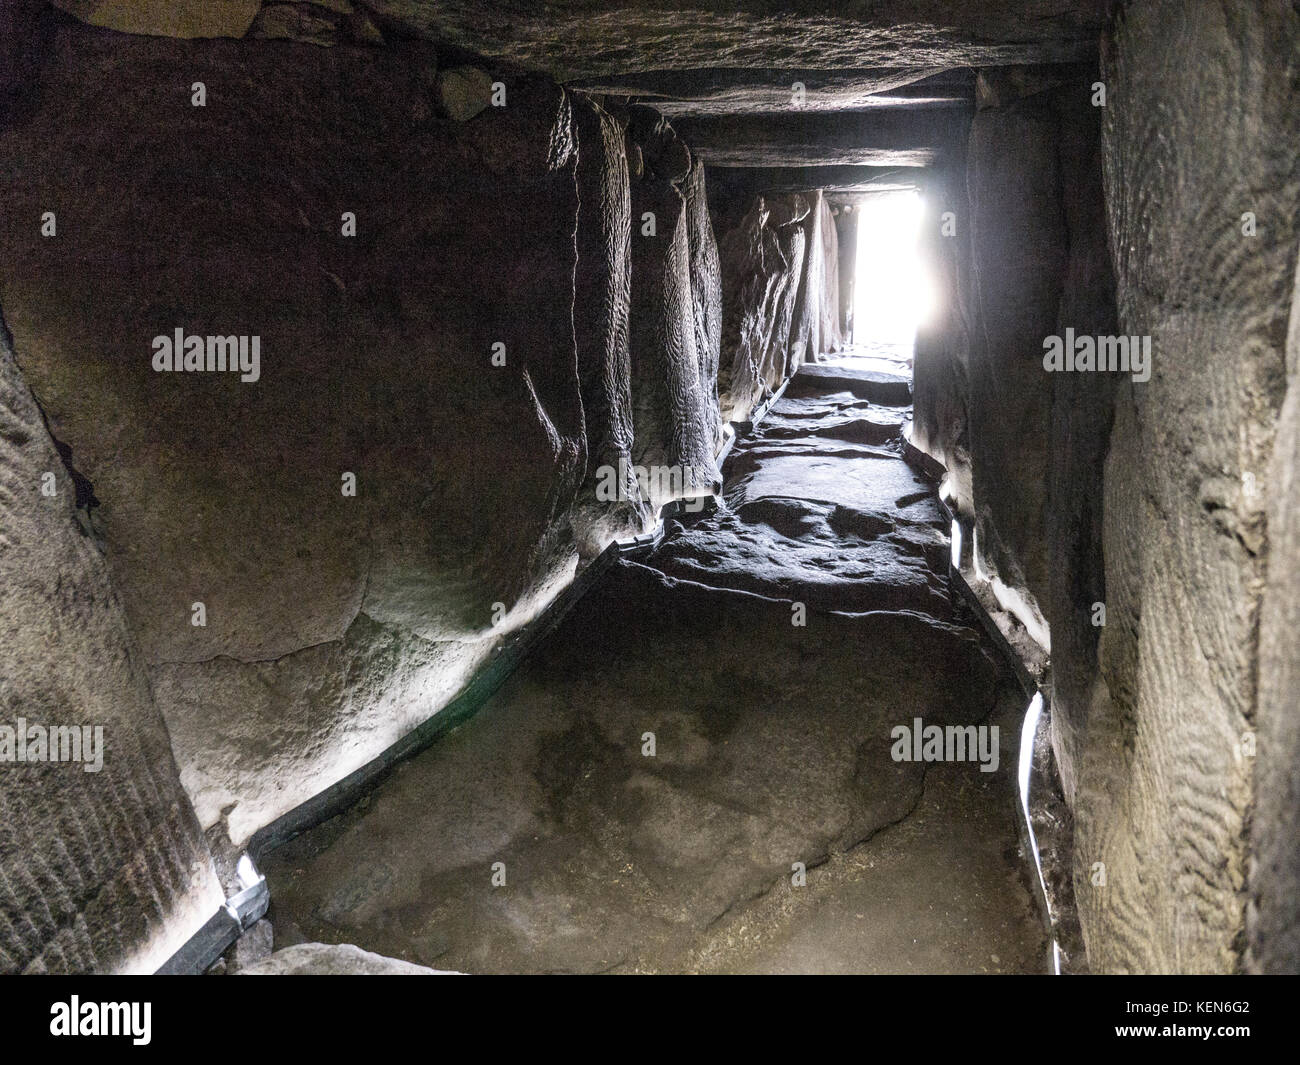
[[852, 189, 935, 344]]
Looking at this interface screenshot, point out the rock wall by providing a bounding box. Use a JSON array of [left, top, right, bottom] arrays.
[[788, 191, 842, 370], [626, 107, 723, 509], [717, 194, 805, 423], [965, 87, 1067, 646], [683, 157, 725, 453], [570, 95, 650, 557], [1079, 0, 1299, 974], [919, 77, 1118, 808], [910, 5, 1300, 973], [911, 158, 974, 517], [0, 26, 587, 846], [0, 19, 733, 862], [0, 0, 48, 121], [956, 74, 1120, 802], [716, 188, 843, 424], [1251, 242, 1300, 973], [832, 205, 856, 340], [1042, 85, 1117, 806], [0, 306, 222, 973]]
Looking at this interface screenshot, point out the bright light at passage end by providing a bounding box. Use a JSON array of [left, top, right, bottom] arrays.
[[852, 190, 936, 344]]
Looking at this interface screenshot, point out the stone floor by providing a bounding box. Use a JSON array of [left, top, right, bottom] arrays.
[[262, 350, 1047, 974]]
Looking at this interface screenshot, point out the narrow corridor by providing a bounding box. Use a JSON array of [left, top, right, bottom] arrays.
[[263, 353, 1045, 974], [3, 0, 1296, 997]]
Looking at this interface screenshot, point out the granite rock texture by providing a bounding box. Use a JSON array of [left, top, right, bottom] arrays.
[[359, 1, 1106, 80], [716, 190, 845, 424], [240, 941, 457, 974], [0, 28, 588, 844], [626, 107, 723, 510], [570, 96, 652, 557], [0, 306, 222, 973], [1077, 0, 1299, 974]]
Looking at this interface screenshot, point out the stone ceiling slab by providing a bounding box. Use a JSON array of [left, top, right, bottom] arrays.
[[674, 108, 970, 168], [707, 165, 921, 198], [362, 1, 1107, 80], [570, 68, 974, 118]]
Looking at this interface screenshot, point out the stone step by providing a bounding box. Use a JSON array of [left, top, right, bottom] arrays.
[[786, 363, 913, 406]]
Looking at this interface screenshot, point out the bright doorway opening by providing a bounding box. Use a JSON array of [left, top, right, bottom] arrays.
[[852, 189, 935, 352]]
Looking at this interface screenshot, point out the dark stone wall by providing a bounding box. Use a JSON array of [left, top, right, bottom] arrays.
[[934, 74, 1119, 810], [0, 0, 50, 123], [626, 106, 722, 509], [715, 187, 843, 423], [966, 88, 1066, 642], [0, 27, 589, 843], [717, 194, 805, 422], [911, 156, 974, 517], [909, 5, 1300, 973], [1083, 0, 1299, 974], [0, 22, 736, 868], [571, 95, 650, 557], [934, 74, 1116, 668], [1043, 84, 1117, 808], [684, 157, 725, 454], [0, 304, 222, 973]]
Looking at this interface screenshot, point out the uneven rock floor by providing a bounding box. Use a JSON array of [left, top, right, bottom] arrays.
[[263, 352, 1046, 974]]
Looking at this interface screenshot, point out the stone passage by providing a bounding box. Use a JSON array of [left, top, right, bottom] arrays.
[[2, 0, 1296, 983], [262, 355, 1045, 974]]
